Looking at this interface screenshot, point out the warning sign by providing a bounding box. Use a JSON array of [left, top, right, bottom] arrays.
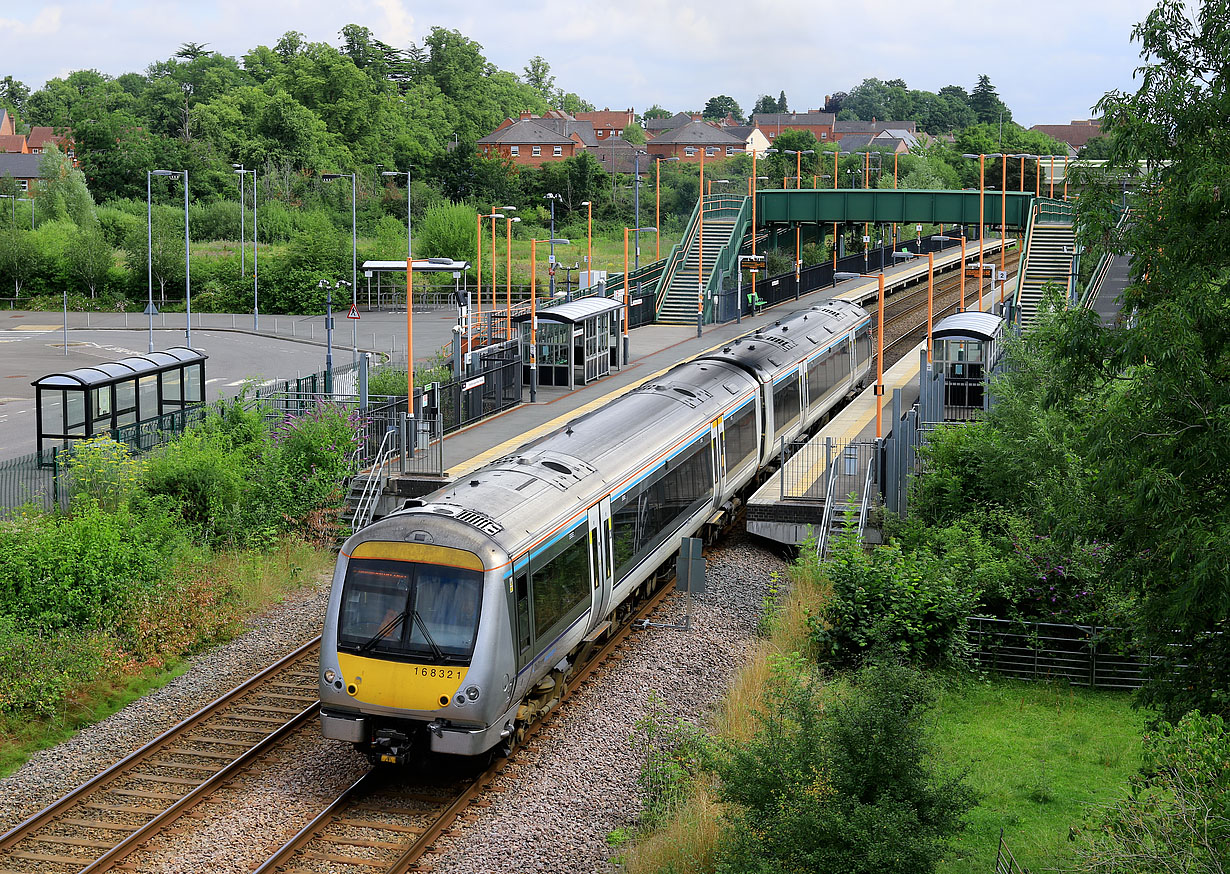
[[548, 267, 556, 277], [346, 304, 360, 320]]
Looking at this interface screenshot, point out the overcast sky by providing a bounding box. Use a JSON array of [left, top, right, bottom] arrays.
[[2, 0, 1158, 128]]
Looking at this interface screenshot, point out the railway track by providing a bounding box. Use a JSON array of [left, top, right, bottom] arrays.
[[0, 638, 322, 874], [253, 572, 681, 874], [882, 250, 1021, 364]]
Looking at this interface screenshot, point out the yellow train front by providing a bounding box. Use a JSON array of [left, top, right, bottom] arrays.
[[319, 518, 518, 762]]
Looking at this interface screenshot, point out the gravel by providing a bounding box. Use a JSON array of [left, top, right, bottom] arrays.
[[0, 533, 785, 874]]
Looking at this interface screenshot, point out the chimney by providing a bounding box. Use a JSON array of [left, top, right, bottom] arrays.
[[520, 111, 532, 120]]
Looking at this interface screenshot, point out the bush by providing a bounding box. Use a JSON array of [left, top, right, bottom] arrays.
[[714, 658, 976, 874], [633, 692, 710, 828], [808, 522, 977, 667], [0, 616, 121, 716], [142, 427, 250, 544]]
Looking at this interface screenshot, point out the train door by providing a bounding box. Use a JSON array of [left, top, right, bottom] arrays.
[[711, 419, 726, 498], [586, 500, 613, 629]]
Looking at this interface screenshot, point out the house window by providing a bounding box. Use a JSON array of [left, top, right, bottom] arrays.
[[726, 146, 734, 155], [532, 146, 541, 157], [706, 147, 717, 156], [553, 145, 562, 156], [685, 147, 696, 156], [821, 132, 827, 139], [597, 130, 605, 138], [510, 145, 519, 156], [18, 180, 28, 191], [769, 131, 775, 138], [615, 129, 622, 137]]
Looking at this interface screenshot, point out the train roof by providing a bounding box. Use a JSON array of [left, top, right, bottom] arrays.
[[699, 299, 868, 381], [392, 358, 759, 558]]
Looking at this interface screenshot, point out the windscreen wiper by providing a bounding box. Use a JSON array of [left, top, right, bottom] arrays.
[[411, 609, 447, 662], [357, 610, 405, 654]]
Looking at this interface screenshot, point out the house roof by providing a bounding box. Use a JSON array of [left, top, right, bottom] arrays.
[[576, 109, 635, 130], [531, 117, 599, 147], [477, 119, 575, 146], [0, 110, 13, 137], [1030, 120, 1102, 149], [0, 135, 27, 153], [836, 134, 874, 151], [753, 111, 835, 128], [0, 153, 43, 177], [27, 127, 69, 150], [835, 119, 917, 133], [649, 121, 744, 146], [646, 111, 691, 132], [589, 138, 641, 174]]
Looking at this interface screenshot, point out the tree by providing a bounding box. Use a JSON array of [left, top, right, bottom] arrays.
[[67, 223, 113, 299], [522, 56, 555, 103], [620, 122, 645, 145], [36, 144, 96, 227], [777, 90, 789, 113], [752, 94, 780, 116], [0, 76, 29, 115], [642, 104, 671, 120], [0, 230, 38, 296], [175, 42, 212, 61], [703, 94, 743, 122], [969, 74, 1011, 126]]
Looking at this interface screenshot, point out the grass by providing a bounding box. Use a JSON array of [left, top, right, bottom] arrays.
[[932, 676, 1144, 874], [620, 540, 1146, 874], [0, 537, 335, 778]]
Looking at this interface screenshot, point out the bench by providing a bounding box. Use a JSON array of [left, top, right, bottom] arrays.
[[747, 291, 766, 314]]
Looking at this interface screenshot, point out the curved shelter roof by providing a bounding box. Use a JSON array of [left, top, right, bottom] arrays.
[[512, 297, 623, 324], [933, 311, 1004, 341], [32, 347, 207, 388]]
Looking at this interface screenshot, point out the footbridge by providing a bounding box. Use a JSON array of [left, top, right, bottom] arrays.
[[646, 188, 1053, 327]]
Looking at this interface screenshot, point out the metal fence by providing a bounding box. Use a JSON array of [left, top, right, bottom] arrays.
[[432, 346, 522, 434], [779, 436, 879, 503], [0, 447, 70, 517], [966, 616, 1144, 690]]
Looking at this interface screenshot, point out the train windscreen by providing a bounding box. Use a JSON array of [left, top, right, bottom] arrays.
[[337, 559, 482, 663]]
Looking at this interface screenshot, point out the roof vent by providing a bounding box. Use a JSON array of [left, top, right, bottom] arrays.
[[542, 460, 572, 475]]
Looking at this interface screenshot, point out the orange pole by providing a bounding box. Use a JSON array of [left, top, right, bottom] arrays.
[[655, 161, 661, 261], [475, 213, 482, 322], [698, 149, 704, 333], [875, 273, 884, 439], [926, 252, 934, 362], [1000, 155, 1007, 307], [960, 234, 967, 311], [530, 239, 537, 395], [491, 214, 497, 320], [863, 150, 869, 248], [1063, 156, 1069, 200], [978, 154, 985, 301], [893, 152, 898, 252], [1049, 155, 1055, 198], [406, 255, 413, 401], [751, 149, 757, 306], [1035, 159, 1041, 197], [832, 150, 839, 274], [587, 200, 593, 281], [1019, 155, 1025, 193], [796, 150, 802, 193]]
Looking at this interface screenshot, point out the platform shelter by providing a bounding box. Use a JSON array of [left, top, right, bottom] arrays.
[[514, 298, 624, 390]]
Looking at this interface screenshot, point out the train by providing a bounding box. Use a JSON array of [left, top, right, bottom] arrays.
[[319, 299, 874, 762]]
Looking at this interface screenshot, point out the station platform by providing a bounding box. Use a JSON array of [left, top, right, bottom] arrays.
[[434, 238, 1012, 481], [744, 281, 1007, 547]]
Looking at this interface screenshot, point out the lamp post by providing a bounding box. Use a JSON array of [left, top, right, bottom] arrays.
[[505, 214, 519, 339], [581, 200, 592, 285], [148, 169, 190, 347], [961, 154, 986, 300], [232, 163, 245, 278], [654, 156, 679, 261], [317, 279, 334, 393], [233, 166, 258, 330], [1000, 154, 1008, 307], [321, 172, 358, 362], [623, 226, 656, 362], [528, 236, 569, 402], [544, 193, 562, 299], [476, 211, 505, 339]]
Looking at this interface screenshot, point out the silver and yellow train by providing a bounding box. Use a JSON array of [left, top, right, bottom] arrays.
[[319, 301, 873, 761]]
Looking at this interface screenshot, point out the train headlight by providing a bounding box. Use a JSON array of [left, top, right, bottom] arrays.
[[324, 669, 336, 684], [465, 685, 481, 701]]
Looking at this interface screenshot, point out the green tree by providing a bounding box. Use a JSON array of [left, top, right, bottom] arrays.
[[1073, 0, 1230, 721], [969, 74, 1011, 126], [67, 223, 114, 299], [0, 229, 38, 296], [0, 76, 29, 115], [522, 55, 555, 103], [620, 123, 645, 145], [642, 104, 671, 120], [703, 94, 743, 122], [36, 143, 96, 227]]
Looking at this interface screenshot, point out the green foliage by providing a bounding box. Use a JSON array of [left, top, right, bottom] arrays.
[[1074, 711, 1229, 874], [714, 658, 975, 874], [142, 428, 248, 542], [66, 437, 142, 512], [0, 616, 118, 716], [809, 521, 977, 667], [36, 143, 97, 227], [633, 692, 710, 829], [414, 201, 478, 263]]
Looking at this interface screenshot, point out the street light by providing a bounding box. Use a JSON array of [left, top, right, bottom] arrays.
[[317, 279, 336, 393], [654, 156, 679, 261], [504, 215, 520, 338], [528, 236, 570, 402], [544, 193, 562, 299], [148, 169, 190, 348], [380, 170, 413, 260], [233, 166, 258, 330], [782, 149, 814, 189], [961, 154, 987, 296], [581, 201, 593, 284], [322, 172, 358, 363], [477, 210, 506, 334], [623, 226, 656, 363]]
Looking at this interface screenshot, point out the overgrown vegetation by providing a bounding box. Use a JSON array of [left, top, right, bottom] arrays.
[[0, 400, 355, 772]]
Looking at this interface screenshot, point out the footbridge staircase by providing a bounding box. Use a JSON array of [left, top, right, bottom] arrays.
[[1014, 199, 1077, 327], [655, 194, 752, 325]]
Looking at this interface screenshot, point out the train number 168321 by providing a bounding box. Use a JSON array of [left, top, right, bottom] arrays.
[[410, 666, 461, 679]]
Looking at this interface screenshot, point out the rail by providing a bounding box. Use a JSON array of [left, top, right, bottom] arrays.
[[701, 195, 753, 323], [654, 198, 703, 316], [814, 454, 841, 558], [857, 454, 875, 542], [1035, 197, 1075, 224]]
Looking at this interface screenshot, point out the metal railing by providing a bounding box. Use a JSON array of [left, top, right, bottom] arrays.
[[857, 454, 875, 541], [965, 616, 1144, 690], [815, 455, 841, 558], [351, 427, 398, 530], [654, 198, 704, 315]]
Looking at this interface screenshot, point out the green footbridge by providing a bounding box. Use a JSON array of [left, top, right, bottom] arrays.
[[620, 188, 1062, 327]]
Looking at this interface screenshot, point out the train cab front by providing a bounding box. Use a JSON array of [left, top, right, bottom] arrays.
[[319, 539, 510, 763]]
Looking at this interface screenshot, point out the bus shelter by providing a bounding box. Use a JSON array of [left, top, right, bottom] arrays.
[[33, 347, 207, 453], [514, 298, 624, 390], [931, 311, 1005, 418]]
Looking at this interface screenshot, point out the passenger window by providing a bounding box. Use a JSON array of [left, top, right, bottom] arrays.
[[531, 529, 590, 638], [515, 570, 531, 654]]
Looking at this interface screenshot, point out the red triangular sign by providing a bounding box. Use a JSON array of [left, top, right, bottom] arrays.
[[346, 304, 360, 320]]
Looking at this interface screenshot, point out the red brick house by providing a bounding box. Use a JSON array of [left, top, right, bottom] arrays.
[[752, 110, 836, 143], [643, 120, 745, 163], [0, 153, 44, 192], [1029, 119, 1101, 151], [478, 119, 584, 167], [575, 108, 635, 140]]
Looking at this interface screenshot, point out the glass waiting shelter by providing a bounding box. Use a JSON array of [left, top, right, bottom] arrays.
[[33, 347, 208, 453], [514, 297, 624, 390], [931, 311, 1005, 419]]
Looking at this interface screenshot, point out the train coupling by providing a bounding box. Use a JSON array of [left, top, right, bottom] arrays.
[[371, 728, 413, 765]]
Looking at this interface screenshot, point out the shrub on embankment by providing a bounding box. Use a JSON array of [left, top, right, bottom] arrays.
[[0, 400, 355, 741]]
